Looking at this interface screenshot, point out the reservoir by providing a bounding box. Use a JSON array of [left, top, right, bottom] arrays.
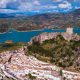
[[0, 28, 80, 43]]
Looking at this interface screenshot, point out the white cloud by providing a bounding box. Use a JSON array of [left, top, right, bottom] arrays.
[[52, 9, 59, 12], [0, 0, 9, 8], [33, 10, 40, 13], [18, 2, 34, 11], [0, 0, 75, 13], [43, 5, 57, 9], [18, 0, 41, 11], [53, 0, 62, 2], [58, 1, 72, 9], [0, 9, 18, 13], [0, 0, 16, 8], [18, 1, 58, 12], [33, 0, 40, 5], [75, 6, 80, 9]]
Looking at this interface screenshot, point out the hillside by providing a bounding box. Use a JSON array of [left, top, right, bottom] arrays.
[[0, 32, 80, 80], [0, 9, 80, 33], [27, 32, 80, 73]]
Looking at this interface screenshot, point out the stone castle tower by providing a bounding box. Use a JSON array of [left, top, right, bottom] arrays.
[[66, 27, 73, 34]]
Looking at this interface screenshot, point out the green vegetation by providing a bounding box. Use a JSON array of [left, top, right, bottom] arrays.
[[0, 42, 26, 53], [27, 35, 80, 72], [60, 70, 63, 76], [27, 73, 36, 80]]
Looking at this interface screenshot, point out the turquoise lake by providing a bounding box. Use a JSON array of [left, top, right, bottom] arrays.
[[0, 28, 80, 43]]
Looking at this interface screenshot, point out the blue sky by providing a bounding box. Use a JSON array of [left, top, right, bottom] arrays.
[[0, 0, 80, 13]]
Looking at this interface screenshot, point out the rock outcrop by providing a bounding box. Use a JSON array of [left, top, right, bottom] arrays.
[[31, 32, 60, 43], [31, 32, 80, 43], [0, 48, 62, 80]]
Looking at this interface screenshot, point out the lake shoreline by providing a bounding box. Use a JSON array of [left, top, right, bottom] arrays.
[[0, 28, 80, 34], [0, 28, 80, 43]]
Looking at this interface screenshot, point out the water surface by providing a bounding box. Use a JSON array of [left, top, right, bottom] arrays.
[[0, 28, 79, 43]]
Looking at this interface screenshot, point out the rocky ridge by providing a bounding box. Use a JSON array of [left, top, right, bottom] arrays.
[[31, 32, 80, 43]]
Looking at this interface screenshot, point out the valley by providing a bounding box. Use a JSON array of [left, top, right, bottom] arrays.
[[0, 9, 80, 33]]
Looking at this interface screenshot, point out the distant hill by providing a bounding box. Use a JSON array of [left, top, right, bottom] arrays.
[[0, 9, 80, 33], [0, 12, 42, 18], [73, 9, 80, 15], [0, 13, 15, 18]]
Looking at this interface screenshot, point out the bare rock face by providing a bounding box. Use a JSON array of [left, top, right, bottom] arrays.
[[0, 47, 80, 80], [0, 48, 62, 80], [31, 32, 60, 43], [0, 51, 12, 64], [31, 32, 80, 43]]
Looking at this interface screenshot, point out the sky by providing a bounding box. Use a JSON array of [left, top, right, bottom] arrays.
[[0, 0, 80, 14]]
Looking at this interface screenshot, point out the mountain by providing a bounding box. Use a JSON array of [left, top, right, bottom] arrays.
[[0, 9, 80, 33], [0, 13, 15, 18], [73, 9, 80, 15], [0, 11, 43, 18]]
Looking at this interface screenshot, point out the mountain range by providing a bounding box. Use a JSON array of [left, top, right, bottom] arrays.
[[0, 12, 42, 18], [0, 9, 80, 33]]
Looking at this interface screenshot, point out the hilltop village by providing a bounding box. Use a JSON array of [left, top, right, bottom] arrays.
[[0, 28, 80, 80]]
